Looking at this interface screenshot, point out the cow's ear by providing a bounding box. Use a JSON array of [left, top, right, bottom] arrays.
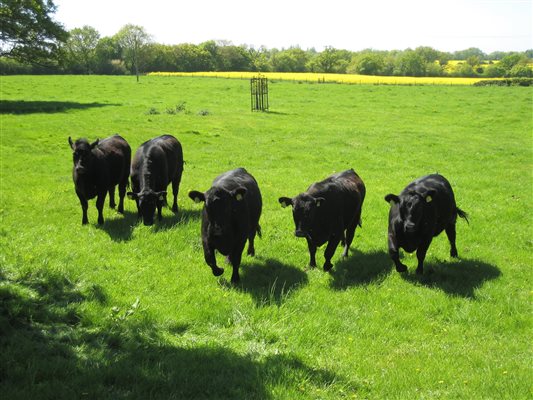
[[127, 192, 138, 200], [385, 194, 400, 206], [188, 190, 205, 203], [233, 187, 247, 201], [68, 136, 74, 150], [90, 139, 99, 149], [425, 190, 436, 203], [156, 191, 167, 201], [278, 197, 293, 208], [314, 197, 325, 208]]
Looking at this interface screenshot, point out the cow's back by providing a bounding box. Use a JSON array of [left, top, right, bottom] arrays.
[[97, 135, 131, 185], [308, 169, 365, 228], [131, 135, 183, 190]]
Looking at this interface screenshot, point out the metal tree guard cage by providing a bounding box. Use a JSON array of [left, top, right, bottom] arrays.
[[250, 76, 269, 112]]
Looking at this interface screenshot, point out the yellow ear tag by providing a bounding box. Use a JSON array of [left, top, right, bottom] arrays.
[[159, 195, 165, 201], [281, 201, 288, 208], [390, 200, 395, 206], [194, 197, 200, 203], [426, 196, 432, 203], [316, 201, 321, 208], [236, 194, 243, 201]]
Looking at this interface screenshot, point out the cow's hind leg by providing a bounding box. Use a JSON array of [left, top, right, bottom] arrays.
[[342, 218, 359, 258], [446, 223, 458, 258], [108, 186, 116, 209], [171, 175, 181, 213], [117, 180, 127, 214], [247, 232, 256, 257]]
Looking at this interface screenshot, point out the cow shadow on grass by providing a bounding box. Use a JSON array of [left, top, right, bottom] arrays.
[[329, 250, 393, 290], [237, 257, 309, 306], [0, 268, 357, 399], [97, 210, 138, 242], [401, 258, 501, 299], [0, 100, 120, 114], [152, 208, 202, 232]]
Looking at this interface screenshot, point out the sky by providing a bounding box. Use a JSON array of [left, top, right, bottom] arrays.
[[53, 0, 532, 53]]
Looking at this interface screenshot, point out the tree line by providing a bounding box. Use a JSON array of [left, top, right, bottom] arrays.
[[1, 8, 532, 79]]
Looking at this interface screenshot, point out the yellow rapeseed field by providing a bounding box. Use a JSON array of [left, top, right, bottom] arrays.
[[148, 71, 499, 85]]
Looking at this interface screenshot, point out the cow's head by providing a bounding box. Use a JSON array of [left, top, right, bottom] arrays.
[[385, 190, 435, 233], [69, 137, 99, 175], [127, 190, 166, 226], [279, 193, 325, 239], [189, 187, 247, 236]]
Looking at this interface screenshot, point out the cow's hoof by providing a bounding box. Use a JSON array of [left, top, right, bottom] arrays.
[[212, 267, 224, 277], [172, 205, 178, 213], [396, 264, 408, 273], [416, 267, 424, 275], [323, 262, 333, 272], [247, 248, 255, 257], [450, 249, 458, 258], [230, 276, 240, 284]]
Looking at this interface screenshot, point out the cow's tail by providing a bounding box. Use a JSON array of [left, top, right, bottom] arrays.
[[457, 207, 469, 224]]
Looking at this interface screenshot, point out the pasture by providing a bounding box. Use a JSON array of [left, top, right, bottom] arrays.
[[1, 75, 531, 399]]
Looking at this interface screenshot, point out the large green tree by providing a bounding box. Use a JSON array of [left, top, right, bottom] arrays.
[[115, 24, 152, 81], [0, 0, 67, 64], [64, 25, 100, 73]]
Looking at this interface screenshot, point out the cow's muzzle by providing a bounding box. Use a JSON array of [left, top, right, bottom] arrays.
[[295, 230, 310, 239], [404, 222, 416, 233]]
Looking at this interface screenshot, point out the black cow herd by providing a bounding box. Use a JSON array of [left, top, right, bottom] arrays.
[[68, 134, 469, 283]]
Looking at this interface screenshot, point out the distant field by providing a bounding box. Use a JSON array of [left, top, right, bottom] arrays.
[[0, 75, 531, 399], [149, 71, 498, 85]]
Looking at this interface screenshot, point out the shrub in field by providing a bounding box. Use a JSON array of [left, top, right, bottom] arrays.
[[146, 107, 160, 115], [473, 78, 533, 86], [166, 102, 187, 114], [509, 64, 533, 78]]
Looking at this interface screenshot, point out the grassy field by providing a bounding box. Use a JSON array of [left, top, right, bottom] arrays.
[[0, 75, 531, 399]]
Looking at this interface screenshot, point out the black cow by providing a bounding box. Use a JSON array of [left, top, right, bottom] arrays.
[[384, 174, 469, 274], [128, 135, 183, 226], [68, 134, 131, 225], [279, 169, 366, 271], [188, 168, 262, 283]]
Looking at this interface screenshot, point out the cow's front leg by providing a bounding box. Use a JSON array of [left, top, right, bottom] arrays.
[[96, 192, 106, 225], [77, 192, 89, 225], [306, 238, 317, 268], [203, 242, 224, 277], [415, 239, 432, 275], [388, 233, 407, 272], [323, 236, 341, 272], [229, 242, 246, 284]]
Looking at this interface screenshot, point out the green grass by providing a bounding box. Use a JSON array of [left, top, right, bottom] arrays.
[[1, 75, 531, 399]]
